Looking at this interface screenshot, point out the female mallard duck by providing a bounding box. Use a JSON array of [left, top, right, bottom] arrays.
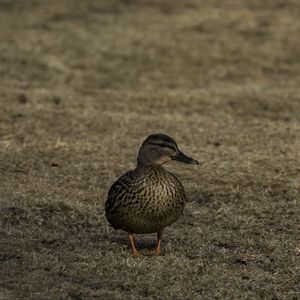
[[105, 133, 199, 256]]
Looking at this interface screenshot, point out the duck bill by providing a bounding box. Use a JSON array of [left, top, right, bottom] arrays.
[[173, 151, 199, 165]]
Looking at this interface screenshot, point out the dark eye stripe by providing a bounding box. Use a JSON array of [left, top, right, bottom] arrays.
[[148, 142, 176, 151]]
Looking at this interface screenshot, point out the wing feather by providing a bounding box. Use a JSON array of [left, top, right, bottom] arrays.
[[105, 170, 135, 222]]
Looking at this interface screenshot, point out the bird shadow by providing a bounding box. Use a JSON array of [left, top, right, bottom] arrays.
[[100, 231, 157, 250]]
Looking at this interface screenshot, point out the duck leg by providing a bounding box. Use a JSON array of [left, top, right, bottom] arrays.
[[155, 230, 163, 255], [128, 232, 140, 257]]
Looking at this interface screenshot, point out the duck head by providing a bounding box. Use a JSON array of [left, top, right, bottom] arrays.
[[137, 133, 199, 166]]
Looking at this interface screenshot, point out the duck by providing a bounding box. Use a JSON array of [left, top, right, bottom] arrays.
[[105, 133, 199, 256]]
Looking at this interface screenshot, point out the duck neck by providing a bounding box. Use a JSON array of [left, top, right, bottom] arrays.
[[136, 161, 165, 171]]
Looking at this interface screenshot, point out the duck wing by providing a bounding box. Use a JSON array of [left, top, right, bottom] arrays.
[[105, 170, 135, 223]]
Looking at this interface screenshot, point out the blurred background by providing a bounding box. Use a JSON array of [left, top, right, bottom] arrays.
[[1, 0, 300, 89], [0, 1, 299, 299]]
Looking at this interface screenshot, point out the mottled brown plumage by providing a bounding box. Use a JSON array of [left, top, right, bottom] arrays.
[[105, 133, 199, 256]]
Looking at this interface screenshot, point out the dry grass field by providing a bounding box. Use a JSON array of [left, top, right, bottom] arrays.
[[1, 0, 300, 299]]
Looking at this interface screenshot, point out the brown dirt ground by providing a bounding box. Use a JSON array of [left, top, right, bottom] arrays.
[[0, 0, 300, 299]]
